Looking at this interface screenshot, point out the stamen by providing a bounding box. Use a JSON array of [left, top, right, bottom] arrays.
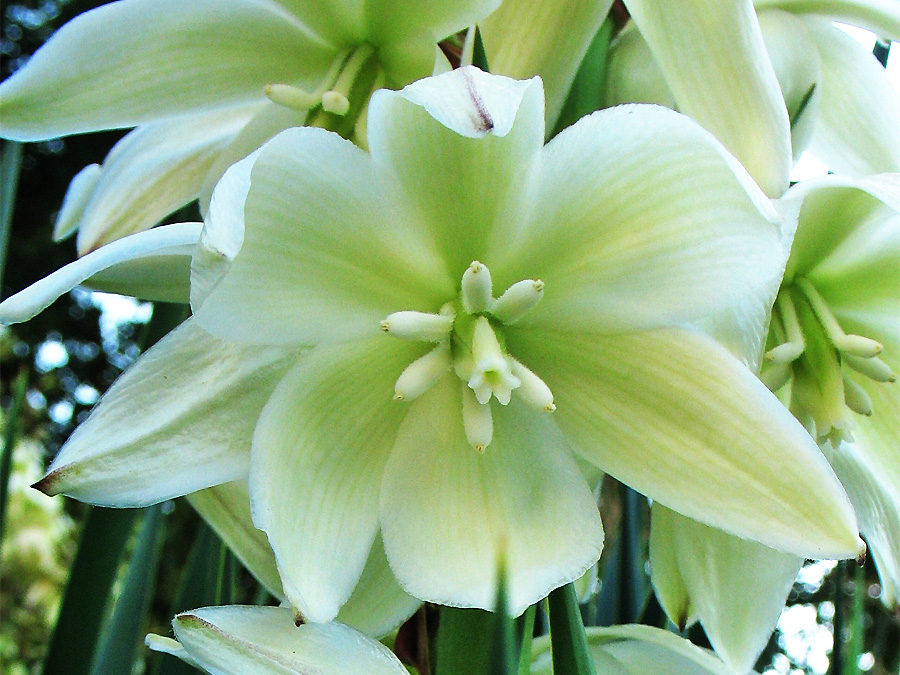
[[766, 291, 804, 363], [462, 384, 493, 452], [462, 261, 493, 314], [381, 310, 454, 341], [394, 343, 451, 401], [842, 374, 874, 416], [508, 357, 555, 411], [760, 362, 792, 392], [322, 44, 376, 117], [492, 279, 544, 324], [843, 353, 895, 383], [468, 317, 520, 404], [265, 84, 320, 111], [321, 91, 350, 116], [795, 278, 882, 357]]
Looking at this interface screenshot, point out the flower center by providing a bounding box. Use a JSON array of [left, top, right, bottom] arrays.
[[761, 277, 894, 445], [381, 261, 555, 452], [265, 44, 383, 144]]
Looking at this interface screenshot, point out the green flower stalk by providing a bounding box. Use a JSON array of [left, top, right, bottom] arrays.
[[0, 0, 500, 253]]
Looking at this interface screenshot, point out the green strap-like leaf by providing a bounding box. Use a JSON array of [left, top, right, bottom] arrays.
[[547, 583, 598, 675], [90, 504, 166, 675], [0, 366, 27, 542], [0, 140, 23, 287], [42, 507, 140, 675], [473, 26, 490, 72], [551, 17, 613, 137]]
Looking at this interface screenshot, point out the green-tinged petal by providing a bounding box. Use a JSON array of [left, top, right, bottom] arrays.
[[830, 442, 900, 607], [530, 624, 735, 674], [34, 319, 298, 506], [187, 481, 285, 600], [365, 0, 500, 47], [648, 507, 695, 631], [336, 532, 422, 638], [0, 0, 336, 140], [197, 102, 307, 214], [506, 105, 784, 335], [161, 607, 408, 674], [73, 106, 256, 254], [782, 174, 900, 280], [806, 20, 900, 176], [754, 0, 900, 41], [0, 222, 201, 325], [604, 23, 676, 108], [758, 9, 822, 160], [53, 163, 101, 242], [367, 66, 545, 275], [196, 126, 451, 346], [250, 338, 421, 623], [509, 326, 861, 559], [480, 0, 613, 133], [622, 0, 791, 197], [380, 376, 604, 615], [191, 152, 257, 311], [652, 505, 802, 673]]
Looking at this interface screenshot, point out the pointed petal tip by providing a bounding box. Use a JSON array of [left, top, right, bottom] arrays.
[[293, 610, 305, 627], [31, 469, 64, 497], [856, 538, 868, 567]]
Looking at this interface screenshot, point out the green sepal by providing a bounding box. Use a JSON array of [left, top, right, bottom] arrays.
[[547, 583, 598, 675]]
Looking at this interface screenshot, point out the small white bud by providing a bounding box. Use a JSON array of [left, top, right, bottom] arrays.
[[381, 310, 454, 342], [461, 261, 493, 314], [508, 358, 555, 411], [491, 279, 544, 324], [394, 344, 451, 401], [462, 385, 493, 452]]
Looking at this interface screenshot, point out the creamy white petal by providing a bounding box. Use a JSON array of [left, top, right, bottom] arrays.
[[53, 164, 101, 242], [380, 376, 603, 615], [34, 319, 298, 506], [806, 20, 900, 176], [0, 0, 336, 140], [510, 326, 861, 559], [652, 505, 803, 673], [250, 338, 420, 623], [196, 126, 451, 346], [74, 106, 257, 254], [167, 607, 407, 675], [480, 0, 613, 132], [0, 223, 201, 325], [623, 0, 791, 197], [507, 105, 784, 335], [754, 0, 900, 41], [648, 506, 695, 631], [368, 67, 544, 276]]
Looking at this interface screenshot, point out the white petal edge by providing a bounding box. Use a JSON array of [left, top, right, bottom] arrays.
[[0, 222, 201, 325], [754, 0, 900, 42]]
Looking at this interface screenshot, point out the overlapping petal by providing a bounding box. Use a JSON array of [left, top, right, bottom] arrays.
[[512, 104, 784, 335], [195, 126, 452, 346], [651, 505, 803, 673], [622, 0, 791, 197], [380, 376, 604, 615], [754, 0, 900, 41], [509, 325, 861, 559], [0, 222, 201, 325], [250, 338, 421, 623], [72, 106, 257, 254], [34, 319, 299, 506], [0, 0, 337, 140], [150, 607, 407, 675]]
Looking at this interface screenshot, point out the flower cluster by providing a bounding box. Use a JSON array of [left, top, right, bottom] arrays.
[[0, 0, 897, 672]]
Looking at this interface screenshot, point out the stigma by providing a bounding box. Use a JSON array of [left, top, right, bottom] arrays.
[[381, 261, 555, 451]]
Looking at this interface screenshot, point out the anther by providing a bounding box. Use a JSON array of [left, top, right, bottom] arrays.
[[462, 385, 493, 452], [492, 279, 544, 324], [843, 353, 895, 383], [462, 261, 493, 314], [508, 357, 555, 411], [767, 291, 805, 362], [833, 334, 883, 359], [394, 343, 452, 401], [381, 310, 454, 341], [265, 84, 321, 111], [842, 374, 874, 416], [795, 277, 881, 357], [321, 91, 351, 115]]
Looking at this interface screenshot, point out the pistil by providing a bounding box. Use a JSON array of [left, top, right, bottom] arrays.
[[381, 261, 555, 451]]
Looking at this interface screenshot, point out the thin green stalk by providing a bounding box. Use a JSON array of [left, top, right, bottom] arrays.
[[547, 583, 597, 675], [831, 561, 847, 675], [0, 366, 28, 543], [843, 562, 865, 675], [0, 141, 23, 288]]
